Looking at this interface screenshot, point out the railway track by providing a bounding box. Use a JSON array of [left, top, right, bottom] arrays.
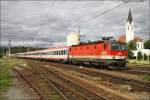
[[33, 60, 150, 92], [14, 66, 88, 100], [120, 68, 150, 75], [13, 67, 49, 100], [28, 61, 106, 100], [16, 66, 93, 100]]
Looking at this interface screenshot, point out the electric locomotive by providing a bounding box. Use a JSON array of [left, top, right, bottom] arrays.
[[69, 37, 128, 68]]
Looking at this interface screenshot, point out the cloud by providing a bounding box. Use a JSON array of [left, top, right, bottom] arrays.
[[1, 0, 149, 47]]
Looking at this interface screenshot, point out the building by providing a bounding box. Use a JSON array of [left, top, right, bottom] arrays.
[[126, 9, 134, 43], [118, 9, 150, 59], [67, 32, 80, 46]]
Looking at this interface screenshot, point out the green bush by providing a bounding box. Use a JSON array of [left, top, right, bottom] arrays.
[[128, 51, 134, 59], [137, 51, 143, 60], [0, 53, 2, 58], [143, 53, 147, 60]]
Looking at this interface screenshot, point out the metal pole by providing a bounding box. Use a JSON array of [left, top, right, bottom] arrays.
[[8, 40, 11, 56]]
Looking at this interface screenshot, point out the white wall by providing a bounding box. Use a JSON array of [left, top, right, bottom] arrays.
[[67, 32, 80, 46], [126, 22, 134, 43], [132, 49, 150, 58], [136, 42, 144, 50]]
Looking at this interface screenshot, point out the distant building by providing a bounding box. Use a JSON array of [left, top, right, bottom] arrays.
[[126, 9, 134, 43], [67, 32, 80, 46], [117, 35, 144, 50], [117, 9, 150, 59]]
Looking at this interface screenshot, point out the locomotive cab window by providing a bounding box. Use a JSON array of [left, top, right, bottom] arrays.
[[111, 42, 120, 50]]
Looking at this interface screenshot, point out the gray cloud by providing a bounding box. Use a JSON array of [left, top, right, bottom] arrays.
[[1, 0, 149, 47]]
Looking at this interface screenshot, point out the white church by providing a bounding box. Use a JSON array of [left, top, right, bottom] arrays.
[[125, 9, 150, 58]]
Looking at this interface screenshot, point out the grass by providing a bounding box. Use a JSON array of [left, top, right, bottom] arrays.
[[143, 75, 150, 81], [127, 59, 150, 67], [0, 57, 26, 98]]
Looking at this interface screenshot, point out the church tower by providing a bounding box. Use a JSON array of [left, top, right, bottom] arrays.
[[126, 9, 134, 43]]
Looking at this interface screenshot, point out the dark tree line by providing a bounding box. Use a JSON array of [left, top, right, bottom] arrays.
[[0, 46, 45, 58]]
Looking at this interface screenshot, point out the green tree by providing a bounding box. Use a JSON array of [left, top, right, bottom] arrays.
[[144, 40, 150, 49], [128, 51, 134, 59], [143, 53, 147, 60], [127, 40, 136, 50], [137, 51, 143, 60]]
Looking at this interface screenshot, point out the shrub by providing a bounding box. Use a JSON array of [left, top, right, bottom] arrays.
[[128, 51, 134, 59], [143, 53, 147, 60], [137, 51, 143, 60]]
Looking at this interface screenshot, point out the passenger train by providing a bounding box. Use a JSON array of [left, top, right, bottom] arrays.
[[13, 37, 128, 69]]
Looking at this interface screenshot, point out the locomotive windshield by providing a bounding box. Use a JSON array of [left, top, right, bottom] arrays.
[[111, 42, 127, 50]]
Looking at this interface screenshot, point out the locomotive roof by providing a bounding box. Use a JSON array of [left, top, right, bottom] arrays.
[[72, 40, 104, 47]]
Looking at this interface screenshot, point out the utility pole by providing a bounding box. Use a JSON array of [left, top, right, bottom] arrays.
[[78, 25, 80, 42], [8, 40, 11, 56]]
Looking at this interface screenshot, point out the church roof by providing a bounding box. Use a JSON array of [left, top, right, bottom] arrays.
[[127, 9, 133, 24], [117, 35, 143, 43]]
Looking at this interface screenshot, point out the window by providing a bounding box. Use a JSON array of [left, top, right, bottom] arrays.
[[111, 43, 120, 50], [61, 50, 63, 55]]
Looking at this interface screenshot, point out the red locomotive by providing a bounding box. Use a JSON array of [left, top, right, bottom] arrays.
[[69, 37, 128, 68], [13, 37, 128, 69]]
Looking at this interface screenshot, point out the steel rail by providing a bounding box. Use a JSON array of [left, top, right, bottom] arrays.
[[36, 61, 150, 92], [27, 62, 91, 100], [44, 66, 106, 100], [13, 68, 48, 100], [28, 61, 106, 100]]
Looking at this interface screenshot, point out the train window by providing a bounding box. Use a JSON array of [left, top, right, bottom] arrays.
[[59, 51, 60, 55], [60, 50, 62, 55], [120, 45, 127, 50], [59, 51, 61, 55], [61, 50, 63, 55], [57, 51, 59, 55], [58, 51, 60, 55], [63, 50, 65, 55], [111, 42, 120, 50]]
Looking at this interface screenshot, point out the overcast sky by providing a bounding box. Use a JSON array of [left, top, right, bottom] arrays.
[[1, 0, 149, 48]]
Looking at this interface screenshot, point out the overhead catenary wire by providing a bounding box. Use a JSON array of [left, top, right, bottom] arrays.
[[79, 1, 128, 26], [37, 1, 55, 47]]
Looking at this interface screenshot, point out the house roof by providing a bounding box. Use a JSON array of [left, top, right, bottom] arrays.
[[117, 35, 143, 43]]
